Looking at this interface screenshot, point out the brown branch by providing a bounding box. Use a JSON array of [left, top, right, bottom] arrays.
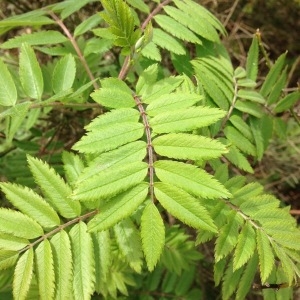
[[134, 95, 155, 202], [47, 10, 99, 90], [20, 210, 98, 253]]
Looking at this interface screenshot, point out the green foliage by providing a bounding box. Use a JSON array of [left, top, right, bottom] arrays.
[[0, 0, 299, 299]]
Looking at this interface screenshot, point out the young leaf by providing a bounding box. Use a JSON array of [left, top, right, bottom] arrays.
[[87, 183, 148, 232], [0, 182, 60, 229], [141, 202, 165, 271], [73, 162, 148, 202], [19, 43, 44, 100], [114, 218, 143, 273], [34, 240, 55, 300], [13, 248, 34, 300], [154, 160, 231, 199], [233, 222, 256, 270], [0, 59, 17, 106], [100, 0, 140, 51], [50, 230, 73, 300], [0, 208, 43, 239], [246, 35, 259, 81], [256, 229, 274, 283], [153, 133, 227, 160], [154, 182, 217, 232], [69, 222, 95, 300], [27, 155, 81, 218], [52, 54, 76, 93], [150, 106, 226, 134]]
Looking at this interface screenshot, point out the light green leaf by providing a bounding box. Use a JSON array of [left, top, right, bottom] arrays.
[[234, 66, 247, 79], [87, 184, 148, 232], [92, 230, 111, 292], [34, 240, 55, 300], [73, 122, 144, 154], [221, 258, 244, 300], [19, 43, 43, 100], [154, 15, 201, 44], [141, 41, 161, 61], [126, 0, 149, 13], [77, 141, 146, 183], [237, 78, 257, 88], [256, 229, 274, 283], [246, 35, 259, 81], [136, 63, 158, 95], [224, 126, 256, 156], [237, 90, 265, 104], [0, 233, 28, 251], [1, 31, 67, 49], [50, 231, 73, 300], [229, 115, 254, 142], [13, 248, 34, 300], [154, 182, 217, 232], [69, 222, 95, 300], [173, 0, 223, 40], [0, 183, 60, 229], [234, 100, 264, 118], [150, 106, 226, 134], [4, 102, 31, 142], [0, 208, 43, 239], [152, 28, 185, 55], [146, 92, 202, 116], [52, 54, 76, 93], [141, 202, 165, 271], [154, 160, 231, 199], [153, 133, 227, 160], [274, 91, 300, 113], [73, 162, 148, 202], [27, 155, 81, 219], [260, 52, 287, 98], [215, 212, 240, 262], [236, 253, 259, 300], [114, 219, 143, 273], [224, 144, 254, 173], [62, 151, 85, 187], [141, 76, 184, 104], [0, 11, 53, 31], [0, 249, 19, 270], [74, 14, 102, 37], [0, 59, 17, 106], [84, 108, 140, 131], [233, 222, 256, 270]]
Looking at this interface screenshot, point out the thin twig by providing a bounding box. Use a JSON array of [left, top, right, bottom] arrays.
[[118, 0, 172, 80], [20, 210, 98, 253], [30, 101, 99, 109], [47, 10, 99, 90], [223, 0, 239, 28]]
